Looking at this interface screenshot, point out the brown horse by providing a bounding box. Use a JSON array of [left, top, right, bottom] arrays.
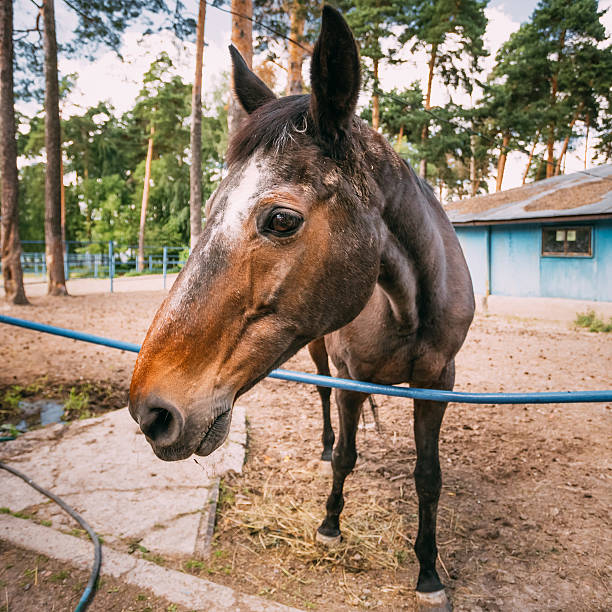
[[129, 6, 474, 610]]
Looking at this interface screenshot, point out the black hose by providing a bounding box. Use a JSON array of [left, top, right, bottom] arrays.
[[0, 461, 102, 612]]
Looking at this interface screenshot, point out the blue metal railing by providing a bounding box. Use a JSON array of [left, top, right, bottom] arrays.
[[11, 240, 189, 292], [1, 315, 611, 404]]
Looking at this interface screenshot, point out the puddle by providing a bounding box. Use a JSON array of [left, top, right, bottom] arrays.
[[16, 399, 65, 432]]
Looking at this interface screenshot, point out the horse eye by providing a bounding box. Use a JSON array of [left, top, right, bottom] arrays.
[[266, 210, 303, 235]]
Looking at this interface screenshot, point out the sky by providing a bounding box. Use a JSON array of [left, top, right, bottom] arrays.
[[14, 0, 612, 196]]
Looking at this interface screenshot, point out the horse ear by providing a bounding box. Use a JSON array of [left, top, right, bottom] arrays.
[[309, 5, 361, 159], [229, 45, 276, 114]]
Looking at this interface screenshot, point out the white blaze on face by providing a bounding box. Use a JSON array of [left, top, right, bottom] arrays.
[[217, 155, 267, 242]]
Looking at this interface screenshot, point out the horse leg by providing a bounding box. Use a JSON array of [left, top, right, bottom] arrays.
[[316, 387, 367, 544], [307, 338, 334, 462], [413, 361, 455, 611]]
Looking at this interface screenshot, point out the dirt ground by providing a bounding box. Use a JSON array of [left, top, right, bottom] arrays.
[[0, 541, 190, 612], [1, 288, 611, 611]]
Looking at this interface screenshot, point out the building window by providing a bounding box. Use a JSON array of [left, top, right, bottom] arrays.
[[542, 226, 592, 257]]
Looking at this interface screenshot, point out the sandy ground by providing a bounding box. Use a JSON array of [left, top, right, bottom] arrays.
[[1, 281, 611, 611]]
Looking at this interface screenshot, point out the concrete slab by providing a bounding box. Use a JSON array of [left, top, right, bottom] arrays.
[[0, 514, 300, 611], [0, 403, 246, 558]]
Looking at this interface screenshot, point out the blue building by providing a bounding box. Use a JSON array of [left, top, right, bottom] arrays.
[[447, 165, 612, 302]]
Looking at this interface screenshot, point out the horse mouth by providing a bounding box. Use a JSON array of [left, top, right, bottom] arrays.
[[195, 408, 232, 457], [146, 407, 232, 462]]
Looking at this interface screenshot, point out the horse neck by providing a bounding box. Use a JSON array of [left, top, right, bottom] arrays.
[[363, 137, 450, 325]]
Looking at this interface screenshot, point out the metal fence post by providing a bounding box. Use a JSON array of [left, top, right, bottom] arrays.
[[162, 246, 168, 290], [109, 241, 114, 293]]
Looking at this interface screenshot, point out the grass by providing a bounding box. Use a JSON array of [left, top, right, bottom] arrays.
[[574, 310, 612, 332], [63, 386, 91, 420]]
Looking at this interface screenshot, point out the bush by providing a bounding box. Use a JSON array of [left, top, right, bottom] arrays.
[[574, 310, 612, 332]]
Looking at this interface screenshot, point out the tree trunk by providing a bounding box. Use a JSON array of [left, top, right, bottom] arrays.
[[190, 0, 206, 250], [60, 153, 65, 245], [546, 28, 566, 179], [43, 0, 67, 296], [495, 132, 510, 192], [554, 112, 578, 176], [546, 125, 555, 179], [228, 0, 253, 138], [522, 128, 540, 184], [286, 1, 305, 95], [138, 125, 154, 272], [372, 58, 380, 131], [584, 113, 590, 169], [419, 44, 437, 179], [395, 123, 404, 152], [0, 0, 28, 304], [470, 134, 477, 197]]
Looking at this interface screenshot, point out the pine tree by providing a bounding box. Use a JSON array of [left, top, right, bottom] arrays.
[[17, 0, 194, 293], [130, 53, 190, 270], [228, 0, 253, 137], [336, 0, 399, 131], [398, 0, 488, 179], [252, 0, 319, 96], [0, 0, 28, 304], [190, 0, 206, 250], [496, 0, 610, 180]]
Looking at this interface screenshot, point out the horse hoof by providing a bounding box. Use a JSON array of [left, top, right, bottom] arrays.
[[318, 460, 333, 475], [415, 589, 452, 611], [315, 530, 342, 547]]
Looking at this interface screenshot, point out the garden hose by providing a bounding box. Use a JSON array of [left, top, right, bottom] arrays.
[[0, 459, 101, 612]]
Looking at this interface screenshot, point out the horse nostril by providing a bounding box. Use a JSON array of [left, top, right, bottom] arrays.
[[139, 403, 184, 448]]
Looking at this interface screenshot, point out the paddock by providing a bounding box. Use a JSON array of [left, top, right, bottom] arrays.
[[1, 283, 611, 611]]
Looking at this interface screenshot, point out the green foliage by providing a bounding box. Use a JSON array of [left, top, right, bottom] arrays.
[[17, 54, 227, 251], [63, 387, 91, 420], [489, 0, 612, 176], [0, 424, 20, 438], [399, 0, 489, 93], [335, 0, 400, 90], [574, 310, 612, 333]]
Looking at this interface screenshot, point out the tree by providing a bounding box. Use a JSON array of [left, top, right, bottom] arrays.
[[362, 83, 426, 153], [42, 0, 67, 295], [497, 0, 610, 180], [0, 0, 28, 304], [252, 0, 319, 95], [337, 0, 398, 131], [478, 78, 540, 191], [129, 53, 190, 268], [399, 0, 488, 179], [228, 0, 253, 137], [190, 0, 206, 250], [17, 0, 194, 293]]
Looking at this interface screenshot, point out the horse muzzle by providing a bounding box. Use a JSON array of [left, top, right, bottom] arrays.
[[129, 394, 233, 461]]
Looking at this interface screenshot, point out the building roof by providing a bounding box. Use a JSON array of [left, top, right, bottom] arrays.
[[446, 164, 612, 225]]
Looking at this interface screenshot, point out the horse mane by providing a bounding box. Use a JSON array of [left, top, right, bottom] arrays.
[[227, 95, 312, 167]]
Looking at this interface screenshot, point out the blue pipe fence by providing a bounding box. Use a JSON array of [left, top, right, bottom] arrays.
[[14, 240, 189, 291], [1, 315, 611, 405]]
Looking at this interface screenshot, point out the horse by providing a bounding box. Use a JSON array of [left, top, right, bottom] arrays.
[[129, 6, 475, 610]]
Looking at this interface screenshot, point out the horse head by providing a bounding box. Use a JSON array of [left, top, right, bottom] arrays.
[[129, 7, 382, 461]]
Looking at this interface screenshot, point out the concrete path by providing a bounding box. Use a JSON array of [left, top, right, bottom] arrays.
[[0, 406, 245, 558], [0, 404, 300, 610]]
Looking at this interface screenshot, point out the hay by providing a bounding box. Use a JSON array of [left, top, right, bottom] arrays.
[[216, 483, 413, 572]]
